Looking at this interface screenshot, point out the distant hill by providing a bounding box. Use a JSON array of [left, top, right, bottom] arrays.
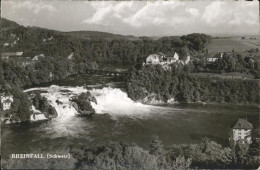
[[0, 18, 145, 65], [0, 18, 20, 31], [0, 18, 138, 40], [62, 31, 138, 40], [0, 18, 213, 65]]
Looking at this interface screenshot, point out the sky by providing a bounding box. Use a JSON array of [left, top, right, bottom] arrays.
[[1, 0, 259, 36]]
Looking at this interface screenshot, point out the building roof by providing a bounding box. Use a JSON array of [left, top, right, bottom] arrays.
[[1, 52, 23, 57], [231, 118, 253, 129], [207, 58, 218, 61], [3, 99, 12, 103]]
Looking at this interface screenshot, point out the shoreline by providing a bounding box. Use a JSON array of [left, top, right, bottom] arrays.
[[24, 82, 259, 108], [143, 100, 259, 108]]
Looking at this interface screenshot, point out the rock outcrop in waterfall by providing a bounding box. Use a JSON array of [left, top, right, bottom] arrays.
[[31, 92, 58, 120], [70, 91, 97, 116]]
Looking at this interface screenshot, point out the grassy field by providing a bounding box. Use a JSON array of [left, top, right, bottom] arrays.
[[207, 37, 260, 53]]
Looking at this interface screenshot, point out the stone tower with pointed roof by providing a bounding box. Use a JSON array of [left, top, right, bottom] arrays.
[[230, 118, 253, 144]]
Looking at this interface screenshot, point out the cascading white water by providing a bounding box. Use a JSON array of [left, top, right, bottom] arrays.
[[90, 87, 152, 115], [25, 85, 90, 136], [25, 85, 86, 120], [30, 105, 46, 121], [24, 85, 163, 136], [25, 85, 156, 119]]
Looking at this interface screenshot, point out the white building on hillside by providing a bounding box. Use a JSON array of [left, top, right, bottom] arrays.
[[207, 58, 218, 62], [230, 118, 253, 144], [1, 52, 23, 60], [1, 94, 14, 111], [32, 54, 45, 61], [146, 53, 165, 64], [183, 52, 190, 64], [2, 99, 12, 110], [144, 52, 191, 70], [173, 53, 179, 61], [145, 52, 181, 65], [68, 52, 74, 60], [207, 52, 223, 63]]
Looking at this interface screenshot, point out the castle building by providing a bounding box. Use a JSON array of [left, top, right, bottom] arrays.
[[145, 52, 189, 66]]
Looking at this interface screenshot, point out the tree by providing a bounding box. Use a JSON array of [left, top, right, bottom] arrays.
[[149, 135, 167, 168], [172, 156, 192, 169], [248, 128, 260, 156], [235, 141, 249, 167], [247, 128, 260, 169], [195, 138, 233, 168], [149, 135, 164, 156], [10, 88, 32, 121]]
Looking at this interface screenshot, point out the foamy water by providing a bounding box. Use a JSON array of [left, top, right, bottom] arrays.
[[25, 85, 162, 118], [24, 85, 166, 136], [30, 105, 46, 121], [90, 87, 152, 115]]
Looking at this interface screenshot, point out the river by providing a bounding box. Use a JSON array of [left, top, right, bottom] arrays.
[[1, 74, 259, 160]]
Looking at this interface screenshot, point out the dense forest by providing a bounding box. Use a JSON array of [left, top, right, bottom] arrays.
[[0, 56, 98, 88], [3, 132, 260, 169], [193, 52, 260, 78], [126, 37, 260, 104], [0, 18, 212, 88], [1, 18, 212, 65], [126, 64, 259, 104]]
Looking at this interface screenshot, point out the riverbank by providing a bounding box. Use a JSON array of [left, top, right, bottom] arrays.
[[126, 65, 260, 105], [145, 100, 260, 108]]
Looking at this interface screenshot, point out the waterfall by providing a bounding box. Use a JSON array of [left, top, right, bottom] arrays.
[[25, 85, 164, 120], [89, 87, 151, 115]]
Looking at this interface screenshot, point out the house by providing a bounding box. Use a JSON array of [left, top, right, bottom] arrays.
[[164, 57, 176, 64], [207, 58, 218, 62], [207, 52, 223, 63], [146, 53, 165, 64], [1, 52, 32, 67], [32, 54, 45, 61], [3, 43, 9, 47], [164, 53, 180, 64], [173, 53, 179, 61], [20, 57, 33, 67], [1, 52, 23, 60], [145, 52, 181, 65], [182, 52, 191, 65], [0, 94, 14, 111], [68, 52, 74, 60], [2, 99, 12, 110], [144, 52, 191, 70], [230, 118, 253, 144], [43, 36, 53, 42], [47, 36, 53, 41]]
